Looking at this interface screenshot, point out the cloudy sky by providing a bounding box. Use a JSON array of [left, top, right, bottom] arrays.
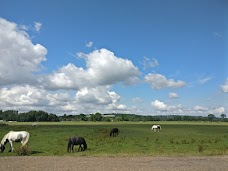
[[0, 0, 227, 116]]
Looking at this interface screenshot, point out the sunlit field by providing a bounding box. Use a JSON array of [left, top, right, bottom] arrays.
[[0, 121, 227, 156]]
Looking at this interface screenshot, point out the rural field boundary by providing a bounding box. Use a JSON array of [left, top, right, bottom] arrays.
[[0, 156, 228, 171]]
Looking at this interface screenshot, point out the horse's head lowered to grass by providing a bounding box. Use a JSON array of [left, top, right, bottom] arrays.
[[151, 125, 161, 132], [0, 144, 6, 153], [67, 136, 87, 153], [0, 131, 30, 152], [110, 128, 119, 137]]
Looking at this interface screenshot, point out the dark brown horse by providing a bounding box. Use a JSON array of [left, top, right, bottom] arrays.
[[67, 136, 87, 152], [110, 128, 119, 137]]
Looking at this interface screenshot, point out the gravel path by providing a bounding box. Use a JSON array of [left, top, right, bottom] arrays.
[[0, 156, 228, 171]]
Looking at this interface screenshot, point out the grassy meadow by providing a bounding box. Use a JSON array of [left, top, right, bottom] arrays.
[[0, 121, 228, 157]]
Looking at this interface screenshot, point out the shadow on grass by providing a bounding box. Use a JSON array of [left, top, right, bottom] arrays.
[[31, 150, 44, 155]]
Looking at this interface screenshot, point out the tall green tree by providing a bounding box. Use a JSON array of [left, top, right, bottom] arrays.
[[79, 114, 87, 121], [221, 114, 226, 121], [94, 112, 102, 121], [208, 114, 216, 122], [221, 114, 226, 119]]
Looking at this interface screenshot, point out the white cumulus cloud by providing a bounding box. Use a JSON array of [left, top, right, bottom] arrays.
[[210, 107, 225, 115], [43, 48, 140, 90], [0, 85, 75, 114], [82, 48, 141, 85], [0, 85, 49, 107], [76, 87, 112, 105], [107, 103, 127, 111], [193, 105, 208, 111], [151, 100, 169, 111], [43, 63, 89, 90], [151, 100, 183, 114], [0, 18, 47, 86], [145, 73, 186, 89]]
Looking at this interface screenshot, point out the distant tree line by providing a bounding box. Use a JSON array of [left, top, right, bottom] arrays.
[[0, 110, 227, 122], [0, 110, 59, 122]]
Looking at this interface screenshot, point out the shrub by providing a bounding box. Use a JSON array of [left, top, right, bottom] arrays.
[[198, 144, 204, 153], [16, 146, 32, 156]]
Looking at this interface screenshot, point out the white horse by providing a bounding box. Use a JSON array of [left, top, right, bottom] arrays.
[[0, 131, 30, 152], [151, 125, 161, 132]]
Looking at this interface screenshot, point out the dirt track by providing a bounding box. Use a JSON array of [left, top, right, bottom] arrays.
[[0, 156, 228, 171]]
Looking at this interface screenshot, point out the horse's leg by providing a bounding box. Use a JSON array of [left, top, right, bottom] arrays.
[[78, 144, 82, 151], [69, 144, 71, 152], [20, 140, 26, 148], [72, 145, 74, 152], [9, 140, 13, 152], [80, 144, 84, 151]]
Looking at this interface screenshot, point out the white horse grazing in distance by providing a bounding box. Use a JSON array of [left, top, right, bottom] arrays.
[[0, 131, 30, 153], [151, 125, 161, 132]]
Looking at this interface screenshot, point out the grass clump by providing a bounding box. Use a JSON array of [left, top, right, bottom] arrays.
[[198, 144, 204, 153], [16, 146, 32, 156]]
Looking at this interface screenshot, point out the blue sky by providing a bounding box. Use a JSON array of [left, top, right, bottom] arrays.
[[0, 0, 227, 116]]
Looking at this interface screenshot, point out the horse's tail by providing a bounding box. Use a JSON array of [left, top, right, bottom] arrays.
[[83, 138, 87, 150], [22, 132, 30, 146], [67, 138, 72, 152]]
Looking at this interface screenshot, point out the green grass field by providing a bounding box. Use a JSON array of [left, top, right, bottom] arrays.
[[0, 121, 227, 156]]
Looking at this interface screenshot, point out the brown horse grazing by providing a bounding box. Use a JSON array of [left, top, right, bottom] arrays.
[[110, 128, 119, 137], [67, 136, 87, 152]]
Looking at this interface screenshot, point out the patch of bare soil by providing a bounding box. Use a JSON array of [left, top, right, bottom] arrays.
[[0, 156, 228, 171]]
